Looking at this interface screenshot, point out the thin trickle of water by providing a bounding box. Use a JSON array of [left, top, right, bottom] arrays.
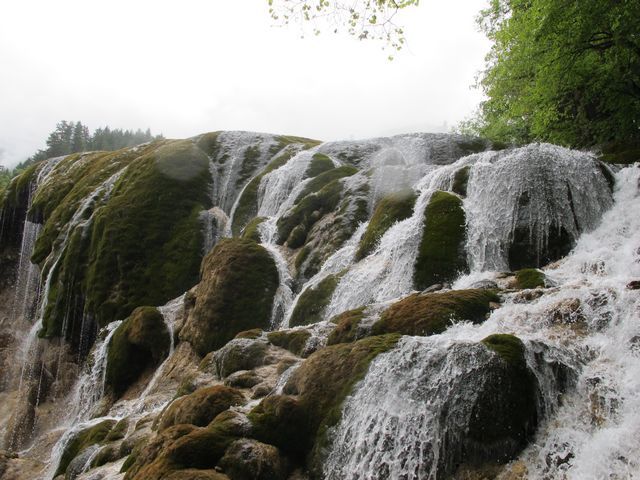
[[261, 242, 295, 329], [68, 321, 122, 423]]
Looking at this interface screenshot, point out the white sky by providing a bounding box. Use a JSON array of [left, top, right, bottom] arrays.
[[0, 0, 491, 167]]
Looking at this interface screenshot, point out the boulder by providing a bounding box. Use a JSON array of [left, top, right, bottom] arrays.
[[180, 239, 279, 356]]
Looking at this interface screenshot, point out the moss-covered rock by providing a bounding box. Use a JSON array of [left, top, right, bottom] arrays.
[[289, 275, 340, 327], [126, 412, 247, 480], [158, 386, 244, 431], [231, 137, 320, 236], [277, 179, 345, 246], [55, 419, 116, 477], [240, 217, 266, 243], [514, 268, 546, 289], [414, 190, 468, 289], [294, 166, 358, 205], [304, 153, 334, 178], [291, 175, 370, 281], [106, 306, 170, 397], [248, 334, 400, 462], [180, 239, 279, 356], [209, 338, 269, 378], [219, 439, 289, 480], [267, 330, 311, 356], [451, 165, 470, 197], [371, 290, 499, 337], [465, 334, 539, 466], [84, 140, 210, 328], [355, 189, 416, 260], [326, 307, 367, 345]]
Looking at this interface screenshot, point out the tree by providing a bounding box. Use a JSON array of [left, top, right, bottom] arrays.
[[267, 0, 419, 56], [469, 0, 640, 148]]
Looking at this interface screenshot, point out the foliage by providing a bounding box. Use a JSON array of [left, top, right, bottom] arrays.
[[267, 0, 419, 58], [470, 0, 640, 147]]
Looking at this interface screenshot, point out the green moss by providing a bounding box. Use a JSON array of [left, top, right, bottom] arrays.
[[234, 328, 264, 340], [249, 334, 400, 463], [241, 217, 266, 242], [289, 275, 340, 327], [106, 306, 170, 397], [355, 189, 416, 260], [481, 334, 527, 368], [230, 152, 295, 236], [85, 140, 210, 327], [294, 165, 357, 204], [55, 419, 116, 476], [469, 334, 538, 454], [236, 145, 262, 187], [372, 289, 499, 337], [194, 131, 222, 157], [294, 246, 311, 271], [179, 239, 279, 355], [451, 166, 471, 197], [276, 179, 345, 245], [305, 153, 334, 178], [267, 330, 312, 356], [414, 190, 468, 289], [514, 268, 545, 289], [326, 307, 366, 345], [159, 385, 244, 431], [106, 419, 129, 442]]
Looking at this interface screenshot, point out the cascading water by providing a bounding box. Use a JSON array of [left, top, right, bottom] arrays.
[[323, 164, 453, 318], [323, 164, 640, 479], [464, 144, 613, 271]]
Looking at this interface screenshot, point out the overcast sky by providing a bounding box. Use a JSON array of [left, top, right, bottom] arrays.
[[0, 0, 491, 167]]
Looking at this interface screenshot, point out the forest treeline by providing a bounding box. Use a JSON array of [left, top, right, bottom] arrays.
[[0, 121, 162, 193]]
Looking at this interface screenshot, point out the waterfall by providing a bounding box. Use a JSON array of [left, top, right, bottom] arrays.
[[256, 149, 316, 217], [464, 144, 613, 271], [68, 320, 122, 423], [323, 165, 640, 479], [323, 164, 454, 318]]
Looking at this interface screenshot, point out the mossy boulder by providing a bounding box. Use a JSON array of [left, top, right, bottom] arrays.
[[326, 307, 367, 345], [248, 334, 400, 462], [126, 412, 247, 480], [451, 166, 471, 197], [277, 179, 345, 246], [414, 190, 468, 289], [55, 419, 117, 477], [355, 189, 417, 260], [106, 306, 170, 397], [84, 140, 211, 328], [294, 166, 358, 205], [158, 386, 244, 431], [209, 338, 269, 378], [240, 217, 265, 243], [288, 275, 340, 327], [267, 330, 311, 357], [514, 268, 546, 289], [464, 334, 539, 465], [371, 289, 499, 337], [180, 239, 279, 356], [305, 153, 334, 178], [219, 439, 289, 480]]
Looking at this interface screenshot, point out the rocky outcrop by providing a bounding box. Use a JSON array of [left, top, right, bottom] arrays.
[[180, 239, 279, 356]]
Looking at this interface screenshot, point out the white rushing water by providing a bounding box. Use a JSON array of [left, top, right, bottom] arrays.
[[324, 164, 640, 479]]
